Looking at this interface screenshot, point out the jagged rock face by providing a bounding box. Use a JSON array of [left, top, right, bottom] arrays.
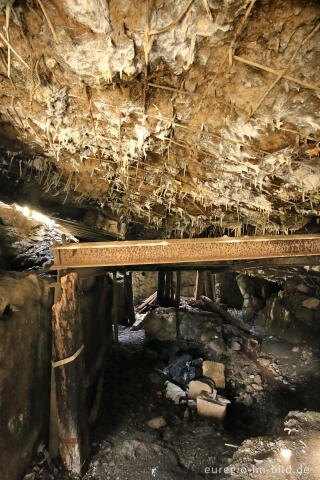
[[221, 411, 320, 480], [0, 201, 76, 269], [0, 272, 52, 480], [256, 277, 320, 344], [0, 0, 319, 237]]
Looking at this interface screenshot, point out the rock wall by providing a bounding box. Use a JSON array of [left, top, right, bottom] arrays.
[[0, 201, 76, 270], [0, 270, 115, 480], [132, 271, 197, 305], [214, 273, 243, 309], [236, 274, 280, 321], [144, 306, 227, 359], [0, 273, 53, 480], [255, 278, 320, 345]]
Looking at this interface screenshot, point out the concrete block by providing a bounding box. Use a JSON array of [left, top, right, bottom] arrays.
[[196, 393, 229, 420], [202, 361, 225, 389], [187, 379, 216, 399]]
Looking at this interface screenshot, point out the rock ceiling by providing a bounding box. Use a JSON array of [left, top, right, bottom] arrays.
[[0, 0, 319, 238]]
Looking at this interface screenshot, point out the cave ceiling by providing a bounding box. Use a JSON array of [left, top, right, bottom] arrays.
[[0, 0, 319, 238]]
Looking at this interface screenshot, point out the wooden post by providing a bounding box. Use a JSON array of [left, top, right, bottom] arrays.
[[157, 271, 165, 306], [124, 272, 135, 325], [170, 272, 174, 303], [195, 270, 205, 300], [175, 271, 181, 307], [205, 272, 213, 299], [49, 272, 61, 458], [168, 271, 174, 306], [52, 272, 88, 475], [157, 271, 174, 307], [112, 273, 119, 342], [164, 271, 171, 306], [211, 274, 216, 301]]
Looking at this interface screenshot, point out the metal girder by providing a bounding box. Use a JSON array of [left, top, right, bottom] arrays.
[[51, 235, 320, 270]]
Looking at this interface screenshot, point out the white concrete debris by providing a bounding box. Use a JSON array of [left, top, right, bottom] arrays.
[[165, 381, 187, 405], [196, 392, 231, 420], [187, 379, 216, 399]]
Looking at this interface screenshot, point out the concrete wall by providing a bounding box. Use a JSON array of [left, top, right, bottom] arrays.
[[0, 273, 53, 480]]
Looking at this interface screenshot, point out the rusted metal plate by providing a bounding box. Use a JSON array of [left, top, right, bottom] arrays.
[[51, 235, 320, 269]]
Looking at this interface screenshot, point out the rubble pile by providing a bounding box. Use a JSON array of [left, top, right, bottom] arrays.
[[220, 411, 320, 480], [152, 354, 231, 422], [21, 312, 320, 480], [140, 297, 320, 437], [143, 304, 229, 357], [142, 302, 265, 415]]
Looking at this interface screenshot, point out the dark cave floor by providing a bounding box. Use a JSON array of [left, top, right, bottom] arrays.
[[83, 326, 236, 480], [24, 324, 320, 480]]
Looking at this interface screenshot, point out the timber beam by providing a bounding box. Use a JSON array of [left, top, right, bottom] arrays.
[[51, 235, 320, 270]]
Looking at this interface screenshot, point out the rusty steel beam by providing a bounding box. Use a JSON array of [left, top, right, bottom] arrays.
[[51, 235, 320, 270], [56, 256, 320, 275]]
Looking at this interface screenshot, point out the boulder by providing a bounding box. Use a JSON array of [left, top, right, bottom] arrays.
[[179, 310, 221, 341], [147, 417, 167, 429], [144, 307, 177, 340], [257, 357, 271, 367], [284, 411, 320, 434], [297, 283, 310, 294], [252, 383, 263, 391], [253, 374, 262, 384], [120, 439, 149, 458], [178, 310, 226, 355], [302, 297, 320, 310], [231, 340, 241, 351]]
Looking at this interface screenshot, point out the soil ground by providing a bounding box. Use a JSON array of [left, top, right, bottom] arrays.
[[83, 326, 238, 480], [24, 322, 320, 480], [24, 326, 239, 480]]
